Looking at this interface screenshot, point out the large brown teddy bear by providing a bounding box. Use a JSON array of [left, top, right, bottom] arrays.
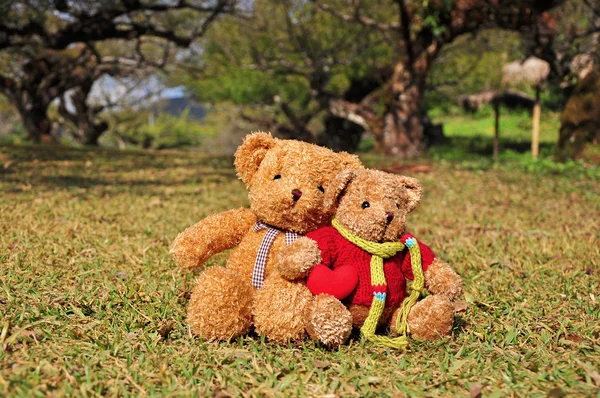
[[170, 132, 363, 341], [277, 169, 464, 348]]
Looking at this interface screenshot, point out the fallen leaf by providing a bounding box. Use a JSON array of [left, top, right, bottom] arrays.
[[546, 387, 565, 398], [51, 298, 68, 308], [178, 290, 192, 301], [211, 387, 231, 398], [114, 271, 127, 281], [229, 349, 252, 359], [469, 382, 485, 398], [564, 333, 585, 343], [454, 301, 468, 313], [1, 321, 9, 345], [590, 371, 600, 387], [313, 360, 330, 369], [3, 160, 13, 169], [158, 321, 175, 340], [148, 197, 162, 208], [575, 359, 600, 386]]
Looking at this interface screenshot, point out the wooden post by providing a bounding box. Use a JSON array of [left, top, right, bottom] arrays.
[[493, 99, 500, 162], [531, 85, 541, 159]]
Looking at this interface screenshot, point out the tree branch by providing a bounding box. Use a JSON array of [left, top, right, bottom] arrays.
[[583, 0, 600, 19], [0, 74, 18, 97], [396, 0, 414, 67], [0, 0, 236, 50], [313, 1, 400, 31]]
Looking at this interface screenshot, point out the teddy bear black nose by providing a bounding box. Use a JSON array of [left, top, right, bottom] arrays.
[[292, 189, 303, 201], [385, 211, 394, 224]]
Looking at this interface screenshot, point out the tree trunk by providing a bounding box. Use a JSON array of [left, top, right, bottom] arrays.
[[377, 63, 425, 157], [82, 121, 109, 146], [18, 103, 55, 143], [59, 86, 109, 146], [493, 101, 500, 162], [531, 85, 541, 159], [318, 115, 363, 153], [555, 66, 600, 160]]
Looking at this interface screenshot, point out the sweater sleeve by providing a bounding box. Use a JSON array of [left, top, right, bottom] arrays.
[[306, 226, 338, 268], [401, 237, 436, 280]]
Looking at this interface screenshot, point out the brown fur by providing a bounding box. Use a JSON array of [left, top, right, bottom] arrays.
[[402, 295, 455, 340], [170, 208, 256, 270], [327, 169, 422, 243], [277, 237, 322, 280], [170, 132, 363, 341], [348, 305, 394, 328], [424, 258, 464, 301], [279, 168, 463, 347], [187, 266, 254, 340], [253, 274, 314, 342], [304, 294, 353, 348]]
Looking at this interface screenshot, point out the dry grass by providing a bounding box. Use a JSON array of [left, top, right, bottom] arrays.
[[1, 144, 599, 397]]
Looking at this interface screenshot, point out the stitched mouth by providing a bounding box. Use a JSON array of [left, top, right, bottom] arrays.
[[381, 222, 398, 241]]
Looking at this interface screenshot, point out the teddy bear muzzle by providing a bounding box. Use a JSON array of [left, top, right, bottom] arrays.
[[385, 211, 394, 224], [292, 189, 303, 202]]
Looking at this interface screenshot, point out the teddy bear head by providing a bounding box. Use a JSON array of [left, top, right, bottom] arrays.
[[325, 169, 422, 242], [234, 132, 363, 234]]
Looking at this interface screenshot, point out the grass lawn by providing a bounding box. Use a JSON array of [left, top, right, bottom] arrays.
[[430, 109, 561, 161], [1, 140, 599, 397]]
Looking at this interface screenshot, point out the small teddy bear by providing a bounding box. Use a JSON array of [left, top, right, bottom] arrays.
[[170, 132, 362, 341], [277, 169, 464, 348]]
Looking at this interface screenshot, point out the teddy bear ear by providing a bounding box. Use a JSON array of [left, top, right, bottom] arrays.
[[398, 175, 422, 213], [324, 168, 357, 209], [234, 132, 277, 185], [337, 152, 364, 170]]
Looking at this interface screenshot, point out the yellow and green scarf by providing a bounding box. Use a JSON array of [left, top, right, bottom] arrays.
[[332, 219, 424, 350]]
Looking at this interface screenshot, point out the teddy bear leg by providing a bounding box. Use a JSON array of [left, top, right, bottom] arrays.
[[253, 274, 314, 343], [348, 304, 394, 329], [390, 295, 454, 341], [187, 266, 254, 341], [304, 294, 353, 348]]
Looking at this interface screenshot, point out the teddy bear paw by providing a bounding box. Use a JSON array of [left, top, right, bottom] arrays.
[[304, 294, 353, 348], [405, 295, 455, 341], [277, 237, 322, 280], [424, 259, 464, 301]]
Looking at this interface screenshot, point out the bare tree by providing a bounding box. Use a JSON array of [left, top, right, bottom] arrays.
[[0, 0, 236, 144], [174, 0, 397, 152], [316, 0, 564, 157]]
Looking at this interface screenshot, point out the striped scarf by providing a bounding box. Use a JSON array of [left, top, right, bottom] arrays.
[[332, 219, 424, 350], [251, 221, 298, 288]]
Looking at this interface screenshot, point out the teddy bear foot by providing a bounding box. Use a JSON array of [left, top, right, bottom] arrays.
[[304, 294, 353, 348], [187, 266, 254, 341], [253, 274, 314, 343], [401, 295, 455, 341]]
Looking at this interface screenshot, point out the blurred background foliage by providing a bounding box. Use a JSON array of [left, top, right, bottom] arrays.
[[0, 0, 598, 162]]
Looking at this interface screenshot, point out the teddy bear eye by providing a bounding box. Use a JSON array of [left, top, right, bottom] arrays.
[[317, 185, 324, 193], [273, 174, 281, 180], [361, 201, 370, 209]]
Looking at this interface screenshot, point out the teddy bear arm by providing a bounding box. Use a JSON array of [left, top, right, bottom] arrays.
[[424, 258, 464, 301], [170, 208, 256, 270], [277, 237, 322, 280]]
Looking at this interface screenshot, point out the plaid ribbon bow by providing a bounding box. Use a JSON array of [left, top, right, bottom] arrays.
[[251, 221, 299, 288]]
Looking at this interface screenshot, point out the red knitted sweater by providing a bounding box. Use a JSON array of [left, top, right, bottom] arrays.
[[306, 226, 436, 308]]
